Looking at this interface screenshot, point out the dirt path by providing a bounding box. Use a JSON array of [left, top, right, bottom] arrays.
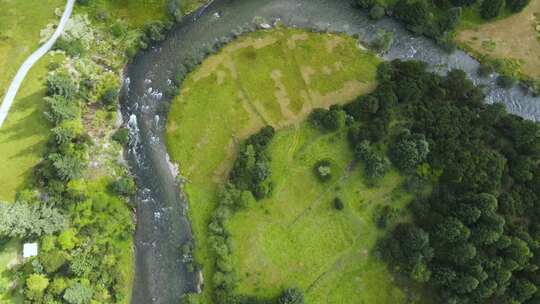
[[0, 0, 75, 128]]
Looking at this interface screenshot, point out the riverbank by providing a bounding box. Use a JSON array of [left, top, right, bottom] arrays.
[[123, 0, 540, 302]]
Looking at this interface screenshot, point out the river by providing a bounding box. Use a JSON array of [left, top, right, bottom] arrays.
[[120, 0, 540, 303]]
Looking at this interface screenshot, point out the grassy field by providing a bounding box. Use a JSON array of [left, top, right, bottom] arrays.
[[456, 1, 540, 78], [166, 28, 380, 302], [227, 124, 413, 303], [0, 1, 63, 301]]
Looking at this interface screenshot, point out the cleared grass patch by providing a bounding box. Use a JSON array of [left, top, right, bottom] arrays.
[[227, 124, 412, 303], [166, 28, 380, 302], [457, 1, 540, 78]]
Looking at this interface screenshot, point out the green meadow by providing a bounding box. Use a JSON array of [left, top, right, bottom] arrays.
[[166, 28, 384, 302], [227, 123, 413, 303]]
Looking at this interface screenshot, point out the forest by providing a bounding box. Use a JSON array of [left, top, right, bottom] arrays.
[[350, 60, 540, 303]]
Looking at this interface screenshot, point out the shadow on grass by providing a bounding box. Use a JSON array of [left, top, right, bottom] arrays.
[[0, 90, 50, 144]]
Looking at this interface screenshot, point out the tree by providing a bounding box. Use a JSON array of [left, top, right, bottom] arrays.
[[49, 152, 86, 181], [100, 87, 118, 107], [46, 72, 77, 99], [434, 217, 470, 243], [63, 282, 93, 304], [394, 0, 431, 34], [0, 201, 66, 238], [58, 229, 77, 250], [481, 0, 505, 19], [52, 119, 83, 145], [110, 177, 136, 196], [390, 132, 429, 172], [506, 0, 530, 12], [26, 274, 49, 299], [333, 197, 345, 210], [278, 288, 304, 304], [45, 95, 80, 125]]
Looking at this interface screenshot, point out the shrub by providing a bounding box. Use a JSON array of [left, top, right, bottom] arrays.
[[313, 160, 333, 182], [40, 250, 68, 273], [100, 87, 119, 108], [497, 75, 517, 89], [110, 177, 136, 196], [369, 5, 386, 20], [58, 229, 77, 250], [370, 29, 394, 53], [26, 274, 49, 300], [333, 197, 345, 210], [45, 95, 80, 125], [373, 205, 398, 228], [308, 108, 346, 131], [278, 288, 304, 304], [112, 128, 130, 146], [167, 0, 184, 22], [54, 37, 85, 57], [46, 73, 77, 99], [63, 282, 93, 304], [356, 141, 391, 181]]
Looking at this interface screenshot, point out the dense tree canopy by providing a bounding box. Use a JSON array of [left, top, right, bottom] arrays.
[[347, 59, 540, 303]]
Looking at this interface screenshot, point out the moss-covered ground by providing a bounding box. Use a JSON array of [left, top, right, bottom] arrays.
[[166, 28, 385, 302]]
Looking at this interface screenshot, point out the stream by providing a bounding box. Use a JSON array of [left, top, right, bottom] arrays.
[[120, 0, 540, 303]]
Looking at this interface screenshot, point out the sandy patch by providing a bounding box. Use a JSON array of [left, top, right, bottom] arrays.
[[325, 35, 345, 53], [301, 66, 316, 85], [287, 33, 309, 49]]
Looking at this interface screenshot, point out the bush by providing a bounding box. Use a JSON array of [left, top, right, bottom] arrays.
[[497, 75, 517, 89], [54, 37, 85, 57], [333, 197, 345, 210], [369, 5, 386, 20], [373, 205, 398, 228], [313, 160, 333, 182], [308, 108, 346, 131], [100, 87, 119, 108], [63, 282, 93, 304], [112, 128, 130, 146], [110, 177, 136, 196], [355, 141, 390, 181], [46, 73, 77, 99], [370, 29, 394, 53], [278, 288, 304, 304]]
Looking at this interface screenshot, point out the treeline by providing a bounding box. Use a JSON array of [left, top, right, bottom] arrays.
[[356, 0, 531, 48], [0, 10, 138, 301], [189, 127, 306, 304], [341, 59, 540, 303], [3, 62, 137, 303]]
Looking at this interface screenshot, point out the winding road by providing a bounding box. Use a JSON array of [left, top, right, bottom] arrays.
[[0, 0, 75, 129]]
